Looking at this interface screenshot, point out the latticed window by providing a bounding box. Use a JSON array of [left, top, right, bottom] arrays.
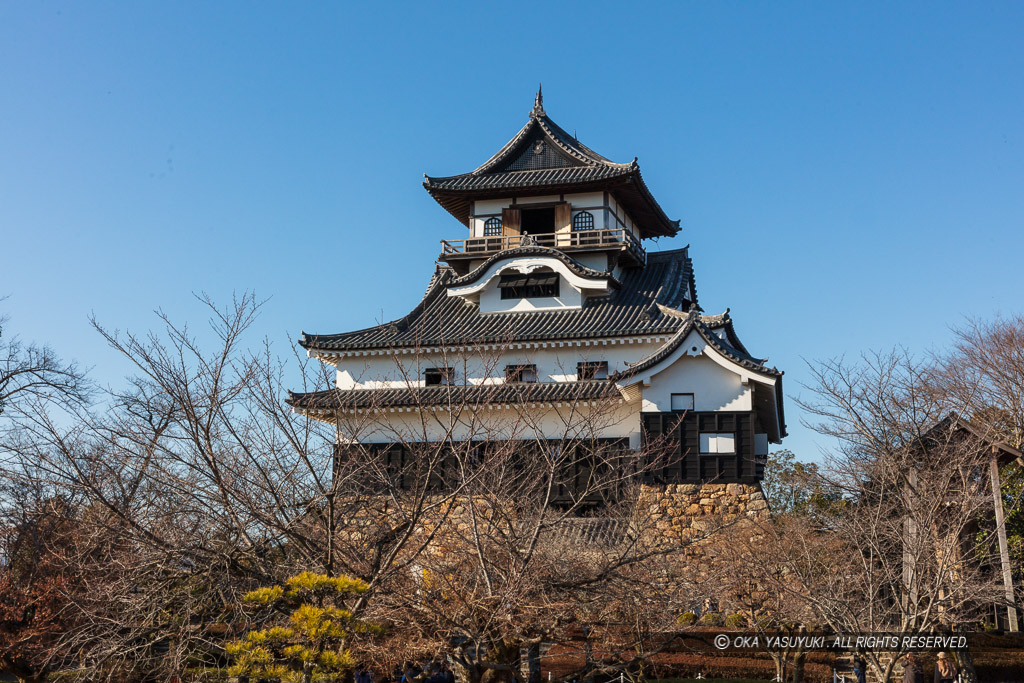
[[572, 211, 595, 231], [483, 217, 503, 236]]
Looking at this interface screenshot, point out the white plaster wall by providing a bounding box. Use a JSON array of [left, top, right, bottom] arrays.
[[569, 192, 604, 208], [640, 353, 752, 413], [475, 198, 511, 214], [337, 399, 642, 446], [333, 340, 668, 390], [516, 195, 561, 206], [572, 253, 609, 271]]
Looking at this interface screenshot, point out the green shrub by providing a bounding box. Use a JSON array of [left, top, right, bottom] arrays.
[[724, 613, 746, 628], [699, 612, 721, 626], [677, 611, 697, 626]]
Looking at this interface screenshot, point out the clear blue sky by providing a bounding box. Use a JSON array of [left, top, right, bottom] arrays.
[[2, 2, 1022, 461]]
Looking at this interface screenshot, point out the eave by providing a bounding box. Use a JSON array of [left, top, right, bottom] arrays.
[[288, 380, 620, 414], [423, 166, 679, 239]]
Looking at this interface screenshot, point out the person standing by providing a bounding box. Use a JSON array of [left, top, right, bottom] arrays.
[[853, 654, 867, 683], [903, 654, 924, 683], [934, 653, 957, 683]]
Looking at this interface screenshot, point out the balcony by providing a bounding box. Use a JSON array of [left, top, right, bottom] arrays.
[[439, 228, 645, 271]]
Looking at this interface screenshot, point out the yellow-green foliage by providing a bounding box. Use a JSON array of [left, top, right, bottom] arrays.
[[244, 585, 285, 605], [677, 611, 697, 626], [724, 613, 746, 628], [699, 612, 722, 626], [286, 571, 369, 596], [225, 572, 376, 683]]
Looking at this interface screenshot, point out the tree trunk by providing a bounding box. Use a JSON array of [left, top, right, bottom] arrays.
[[790, 651, 805, 683], [770, 653, 786, 682], [453, 659, 485, 683]]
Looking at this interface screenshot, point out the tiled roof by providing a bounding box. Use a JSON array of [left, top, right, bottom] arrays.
[[472, 89, 630, 175], [611, 308, 787, 439], [299, 248, 697, 353], [287, 380, 618, 412], [613, 308, 782, 382], [424, 165, 633, 192], [422, 95, 680, 239], [657, 306, 750, 356]]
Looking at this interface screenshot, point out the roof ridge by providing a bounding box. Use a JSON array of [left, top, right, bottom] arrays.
[[467, 100, 632, 177], [535, 115, 633, 169], [612, 313, 780, 383]]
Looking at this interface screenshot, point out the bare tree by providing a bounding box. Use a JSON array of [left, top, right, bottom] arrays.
[[0, 294, 474, 680], [934, 315, 1024, 448], [0, 293, 740, 683], [783, 350, 1010, 682], [0, 309, 91, 420], [327, 376, 728, 683]]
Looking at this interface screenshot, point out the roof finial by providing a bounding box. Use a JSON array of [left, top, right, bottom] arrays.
[[531, 83, 545, 118]]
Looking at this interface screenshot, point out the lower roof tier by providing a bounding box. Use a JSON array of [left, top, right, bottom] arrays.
[[288, 380, 616, 412]]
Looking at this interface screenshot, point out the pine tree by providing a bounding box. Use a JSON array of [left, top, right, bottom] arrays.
[[226, 572, 381, 683]]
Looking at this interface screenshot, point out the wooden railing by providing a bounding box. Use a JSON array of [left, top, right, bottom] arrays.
[[440, 228, 645, 262]]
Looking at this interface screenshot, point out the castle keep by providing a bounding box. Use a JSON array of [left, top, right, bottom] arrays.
[[288, 89, 785, 521]]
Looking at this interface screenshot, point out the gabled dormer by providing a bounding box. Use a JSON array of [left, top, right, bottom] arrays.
[[445, 246, 619, 313], [425, 87, 681, 275]]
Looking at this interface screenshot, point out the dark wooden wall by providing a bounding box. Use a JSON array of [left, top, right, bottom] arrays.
[[338, 410, 764, 505], [641, 411, 763, 484]]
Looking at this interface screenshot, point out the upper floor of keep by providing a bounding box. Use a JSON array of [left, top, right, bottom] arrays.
[[424, 87, 679, 276]]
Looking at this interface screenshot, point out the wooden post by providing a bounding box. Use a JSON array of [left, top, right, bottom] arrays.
[[554, 202, 572, 247], [989, 451, 1019, 632], [901, 468, 919, 628]]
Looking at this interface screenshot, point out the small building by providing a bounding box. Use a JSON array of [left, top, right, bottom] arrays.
[[289, 89, 786, 514]]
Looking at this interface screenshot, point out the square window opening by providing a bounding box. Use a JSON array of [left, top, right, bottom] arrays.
[[424, 367, 455, 386], [505, 364, 538, 383], [577, 361, 609, 381], [699, 432, 736, 454], [670, 393, 694, 412]]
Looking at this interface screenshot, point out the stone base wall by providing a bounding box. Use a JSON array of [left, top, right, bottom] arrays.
[[636, 482, 770, 543]]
